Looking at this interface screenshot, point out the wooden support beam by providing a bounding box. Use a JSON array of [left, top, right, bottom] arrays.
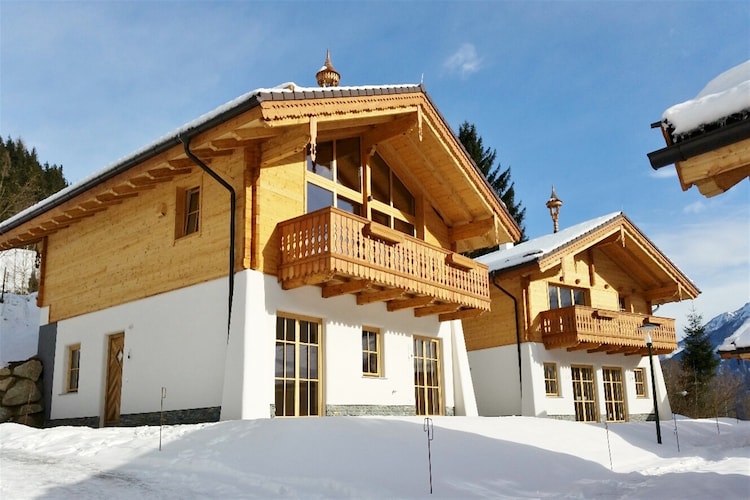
[[449, 217, 495, 242], [322, 279, 371, 298], [280, 272, 334, 290], [387, 295, 434, 311], [261, 126, 310, 168], [414, 303, 460, 317], [356, 288, 404, 305], [439, 308, 484, 322], [361, 112, 418, 153], [586, 344, 610, 353]]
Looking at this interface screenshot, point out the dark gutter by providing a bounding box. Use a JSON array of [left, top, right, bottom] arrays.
[[490, 271, 523, 399], [181, 136, 236, 342], [647, 119, 750, 169]]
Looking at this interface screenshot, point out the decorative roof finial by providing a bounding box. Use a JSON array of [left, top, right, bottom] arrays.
[[546, 186, 563, 233], [316, 49, 340, 87]]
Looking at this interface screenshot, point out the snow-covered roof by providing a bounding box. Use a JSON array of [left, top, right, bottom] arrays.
[[477, 212, 621, 272], [662, 60, 750, 137], [718, 318, 750, 351], [0, 82, 421, 234]]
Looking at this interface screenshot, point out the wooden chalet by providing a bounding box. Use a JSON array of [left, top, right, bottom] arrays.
[[648, 60, 750, 197], [0, 54, 520, 426], [462, 204, 699, 422]]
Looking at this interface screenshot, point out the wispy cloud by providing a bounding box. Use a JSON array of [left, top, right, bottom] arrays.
[[682, 200, 706, 214], [442, 43, 483, 79]]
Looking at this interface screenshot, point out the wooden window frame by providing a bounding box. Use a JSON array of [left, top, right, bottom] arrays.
[[633, 368, 647, 398], [362, 327, 382, 377], [306, 139, 363, 215], [602, 366, 627, 422], [305, 140, 417, 237], [548, 284, 587, 310], [571, 365, 597, 422], [66, 343, 81, 393], [274, 313, 323, 417], [543, 362, 559, 396], [414, 336, 443, 416], [175, 185, 201, 239]]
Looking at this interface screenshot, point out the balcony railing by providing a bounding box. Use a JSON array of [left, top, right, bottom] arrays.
[[278, 207, 490, 319], [539, 305, 677, 355]]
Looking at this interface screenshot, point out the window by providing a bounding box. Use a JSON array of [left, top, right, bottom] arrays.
[[66, 344, 81, 393], [544, 362, 559, 396], [369, 152, 416, 236], [634, 368, 647, 397], [362, 328, 381, 376], [603, 367, 626, 422], [305, 141, 417, 237], [176, 186, 201, 238], [306, 139, 362, 215], [548, 284, 586, 309], [571, 365, 597, 422], [274, 314, 322, 417], [414, 336, 442, 415]]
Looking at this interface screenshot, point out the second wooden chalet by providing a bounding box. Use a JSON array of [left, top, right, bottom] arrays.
[[462, 199, 699, 422], [0, 55, 520, 426]]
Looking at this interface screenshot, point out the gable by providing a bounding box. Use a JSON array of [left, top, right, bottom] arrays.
[[0, 84, 519, 253], [487, 214, 699, 305]]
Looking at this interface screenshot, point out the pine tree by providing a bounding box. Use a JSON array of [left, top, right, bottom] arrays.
[[457, 122, 526, 249], [0, 136, 68, 220], [680, 309, 720, 417]]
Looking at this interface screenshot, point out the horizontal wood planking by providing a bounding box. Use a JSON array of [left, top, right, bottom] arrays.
[[43, 152, 246, 323]]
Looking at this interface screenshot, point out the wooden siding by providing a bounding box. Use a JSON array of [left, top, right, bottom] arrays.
[[42, 152, 245, 323], [463, 280, 520, 351]]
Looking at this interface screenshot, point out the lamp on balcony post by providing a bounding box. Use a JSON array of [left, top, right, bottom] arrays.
[[639, 322, 662, 444]]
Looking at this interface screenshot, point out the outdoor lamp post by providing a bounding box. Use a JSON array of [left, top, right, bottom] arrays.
[[639, 322, 662, 444]]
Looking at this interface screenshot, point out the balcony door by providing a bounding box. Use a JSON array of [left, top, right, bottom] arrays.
[[414, 336, 442, 415], [571, 365, 597, 422], [602, 367, 626, 422], [275, 315, 321, 417]]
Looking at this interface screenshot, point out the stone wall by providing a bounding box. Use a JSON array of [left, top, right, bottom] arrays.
[[0, 358, 43, 427]]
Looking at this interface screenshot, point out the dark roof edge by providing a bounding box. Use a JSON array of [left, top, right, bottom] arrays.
[[0, 93, 265, 238], [647, 119, 750, 169]]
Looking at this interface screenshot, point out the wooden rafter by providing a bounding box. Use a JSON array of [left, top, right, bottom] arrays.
[[387, 296, 434, 311], [321, 279, 371, 298], [356, 288, 404, 305]]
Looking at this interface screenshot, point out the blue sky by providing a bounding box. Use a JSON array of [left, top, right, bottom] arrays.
[[1, 0, 748, 334]]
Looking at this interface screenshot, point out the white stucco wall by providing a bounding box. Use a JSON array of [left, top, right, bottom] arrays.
[[468, 346, 522, 416], [221, 270, 477, 419], [51, 278, 229, 422], [470, 342, 672, 421]]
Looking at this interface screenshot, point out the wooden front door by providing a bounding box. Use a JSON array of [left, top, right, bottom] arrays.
[[414, 336, 442, 416], [104, 332, 125, 426]]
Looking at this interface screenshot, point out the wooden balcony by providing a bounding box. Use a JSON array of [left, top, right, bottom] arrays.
[[278, 207, 490, 321], [539, 306, 677, 355]]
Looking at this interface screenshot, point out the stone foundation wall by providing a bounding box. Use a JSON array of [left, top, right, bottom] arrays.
[[0, 358, 44, 427]]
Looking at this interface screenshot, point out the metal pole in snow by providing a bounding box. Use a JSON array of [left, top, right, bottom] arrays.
[[159, 387, 166, 451], [423, 417, 434, 494], [603, 419, 613, 471], [673, 413, 681, 453]]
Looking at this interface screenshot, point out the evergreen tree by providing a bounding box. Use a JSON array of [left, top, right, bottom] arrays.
[[457, 122, 527, 249], [0, 136, 68, 220], [680, 309, 720, 417]]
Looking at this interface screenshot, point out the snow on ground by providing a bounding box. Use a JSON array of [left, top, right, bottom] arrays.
[[0, 292, 39, 366], [1, 416, 748, 499]]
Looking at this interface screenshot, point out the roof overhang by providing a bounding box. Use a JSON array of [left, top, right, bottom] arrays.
[[647, 119, 750, 197], [0, 84, 520, 251], [493, 214, 699, 305]]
